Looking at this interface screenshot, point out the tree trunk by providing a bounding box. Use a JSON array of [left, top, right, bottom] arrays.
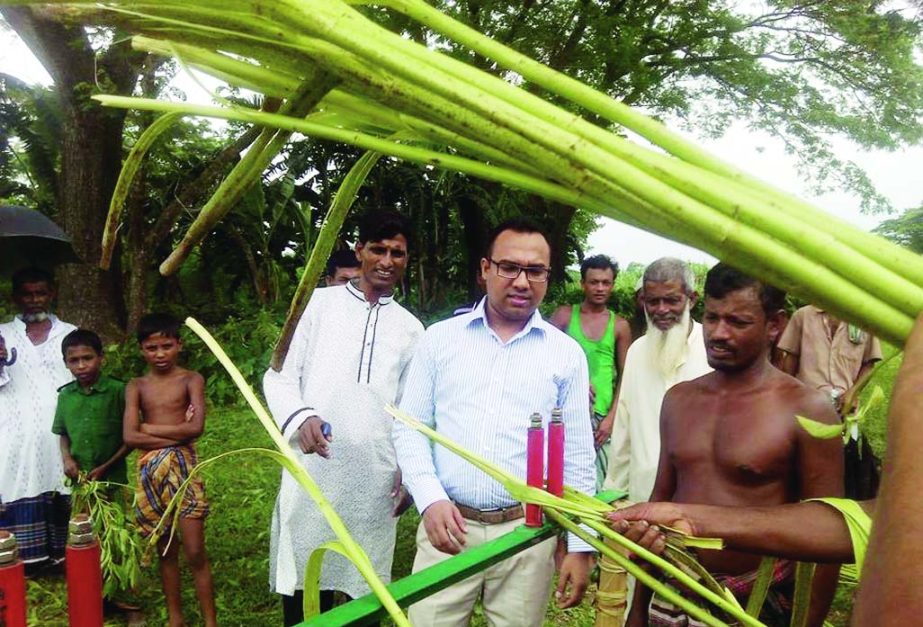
[[457, 192, 489, 301], [54, 105, 128, 338], [3, 7, 145, 340]]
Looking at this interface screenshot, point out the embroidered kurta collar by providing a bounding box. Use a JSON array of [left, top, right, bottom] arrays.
[[345, 279, 393, 305]]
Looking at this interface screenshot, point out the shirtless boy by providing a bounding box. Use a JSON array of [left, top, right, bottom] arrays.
[[629, 264, 843, 627], [123, 313, 216, 627]]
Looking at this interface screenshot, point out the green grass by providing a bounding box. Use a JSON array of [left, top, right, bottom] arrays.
[[859, 342, 901, 460], [25, 406, 597, 625], [29, 371, 900, 626]]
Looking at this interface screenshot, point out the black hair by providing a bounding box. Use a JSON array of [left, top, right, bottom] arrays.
[[580, 254, 619, 281], [356, 211, 412, 249], [137, 313, 182, 343], [61, 329, 103, 357], [12, 267, 54, 293], [326, 249, 360, 277], [484, 217, 551, 259], [704, 263, 786, 315]]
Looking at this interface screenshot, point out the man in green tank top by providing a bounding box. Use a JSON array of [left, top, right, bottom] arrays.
[[551, 255, 632, 489]]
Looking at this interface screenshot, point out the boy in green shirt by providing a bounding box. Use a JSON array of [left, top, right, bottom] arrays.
[[52, 329, 129, 485]]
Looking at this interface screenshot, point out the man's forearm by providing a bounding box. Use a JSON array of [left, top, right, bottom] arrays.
[[142, 422, 200, 440], [99, 444, 131, 471], [126, 430, 181, 449], [59, 435, 73, 459], [679, 503, 856, 563]]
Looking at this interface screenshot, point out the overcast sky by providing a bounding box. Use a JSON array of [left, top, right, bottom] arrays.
[[3, 26, 921, 268]]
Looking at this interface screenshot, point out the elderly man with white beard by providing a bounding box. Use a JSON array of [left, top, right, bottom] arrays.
[[604, 258, 711, 503], [594, 259, 711, 624]]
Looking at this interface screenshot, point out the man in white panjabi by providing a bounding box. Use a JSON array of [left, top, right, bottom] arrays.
[[263, 211, 423, 626], [0, 267, 75, 565], [605, 257, 711, 502]]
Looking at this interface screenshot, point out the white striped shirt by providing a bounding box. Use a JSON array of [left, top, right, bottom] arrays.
[[394, 299, 596, 551]]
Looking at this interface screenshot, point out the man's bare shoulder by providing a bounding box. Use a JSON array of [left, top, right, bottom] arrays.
[[765, 367, 838, 424], [131, 372, 157, 387], [614, 315, 631, 333], [661, 374, 712, 412], [549, 305, 571, 329], [178, 368, 204, 383], [669, 371, 715, 395]]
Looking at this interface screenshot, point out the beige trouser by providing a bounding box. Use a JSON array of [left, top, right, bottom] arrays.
[[407, 518, 557, 627]]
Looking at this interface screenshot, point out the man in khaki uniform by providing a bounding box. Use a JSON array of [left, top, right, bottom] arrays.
[[777, 304, 882, 499]]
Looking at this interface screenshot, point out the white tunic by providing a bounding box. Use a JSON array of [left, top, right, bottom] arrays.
[[604, 322, 711, 502], [263, 282, 423, 597], [0, 315, 76, 502]]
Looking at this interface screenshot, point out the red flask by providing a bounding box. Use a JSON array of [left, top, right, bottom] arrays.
[[0, 530, 27, 627], [525, 412, 545, 527], [547, 407, 565, 497], [66, 515, 104, 627]]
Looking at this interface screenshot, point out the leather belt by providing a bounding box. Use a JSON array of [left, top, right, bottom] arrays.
[[454, 502, 524, 525]]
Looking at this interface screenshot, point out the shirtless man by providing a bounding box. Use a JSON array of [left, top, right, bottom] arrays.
[[629, 263, 843, 627], [123, 313, 216, 627]]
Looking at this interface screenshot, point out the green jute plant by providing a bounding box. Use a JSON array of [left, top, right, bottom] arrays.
[[384, 404, 781, 627], [9, 0, 922, 350], [175, 317, 412, 625]]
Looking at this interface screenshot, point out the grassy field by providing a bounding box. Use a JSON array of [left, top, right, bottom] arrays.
[[27, 381, 892, 626], [26, 406, 596, 626]]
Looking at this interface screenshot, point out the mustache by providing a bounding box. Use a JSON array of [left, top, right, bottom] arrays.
[[652, 311, 680, 321]]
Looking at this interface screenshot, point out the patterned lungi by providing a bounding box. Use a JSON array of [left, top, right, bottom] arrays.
[[0, 491, 69, 563], [650, 559, 794, 627], [135, 444, 208, 540]]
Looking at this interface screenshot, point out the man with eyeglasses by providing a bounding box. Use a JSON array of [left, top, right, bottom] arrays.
[[394, 217, 597, 626]]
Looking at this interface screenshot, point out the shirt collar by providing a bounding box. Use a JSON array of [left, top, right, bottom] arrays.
[[465, 297, 547, 343], [13, 313, 62, 336], [345, 279, 393, 306], [14, 313, 59, 326], [72, 374, 113, 395]]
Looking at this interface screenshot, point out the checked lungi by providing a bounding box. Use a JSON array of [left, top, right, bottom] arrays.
[[134, 444, 209, 540], [650, 559, 794, 627], [0, 491, 69, 563]]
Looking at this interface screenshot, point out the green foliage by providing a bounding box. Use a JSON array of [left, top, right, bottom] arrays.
[[0, 73, 62, 214], [22, 402, 867, 625], [857, 343, 902, 460], [104, 309, 284, 406], [70, 478, 144, 599], [393, 0, 923, 213], [873, 205, 923, 254]]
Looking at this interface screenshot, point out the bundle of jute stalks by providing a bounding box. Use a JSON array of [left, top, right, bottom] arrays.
[[8, 0, 919, 351], [183, 317, 747, 627]]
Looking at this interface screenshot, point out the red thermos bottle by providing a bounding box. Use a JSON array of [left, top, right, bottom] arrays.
[[525, 412, 545, 527], [0, 530, 27, 627], [547, 407, 565, 497], [66, 514, 104, 627]]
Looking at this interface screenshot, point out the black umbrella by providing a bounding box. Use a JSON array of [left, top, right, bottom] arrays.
[[0, 205, 81, 273]]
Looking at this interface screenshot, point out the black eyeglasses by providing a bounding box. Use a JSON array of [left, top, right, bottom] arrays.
[[488, 258, 551, 283]]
